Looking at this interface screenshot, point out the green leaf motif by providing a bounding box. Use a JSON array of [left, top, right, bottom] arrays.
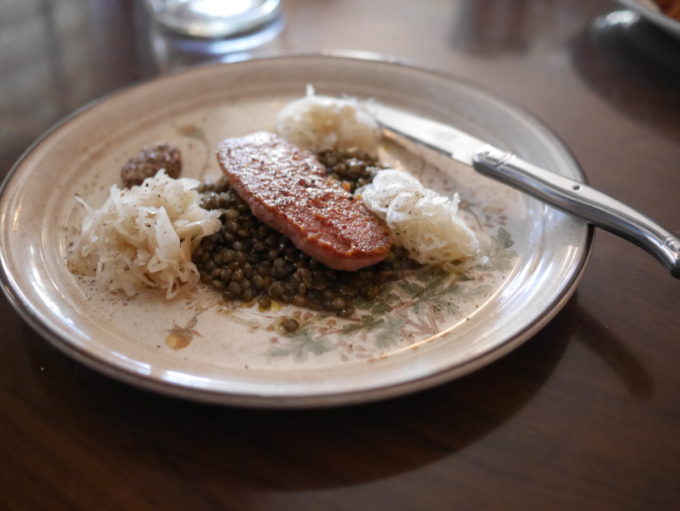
[[370, 301, 392, 315], [496, 227, 514, 249], [354, 298, 373, 310], [477, 227, 518, 272], [403, 281, 426, 294], [383, 292, 401, 305], [268, 327, 334, 361], [263, 226, 516, 362], [341, 323, 364, 335], [374, 317, 405, 348], [360, 315, 385, 330], [461, 283, 492, 301], [415, 267, 441, 284]]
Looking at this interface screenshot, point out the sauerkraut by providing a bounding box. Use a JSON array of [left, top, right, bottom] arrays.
[[69, 170, 221, 299], [358, 169, 478, 267], [276, 85, 379, 155]]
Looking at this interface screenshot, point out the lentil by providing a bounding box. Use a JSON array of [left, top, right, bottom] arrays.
[[192, 153, 418, 316], [317, 148, 381, 193], [282, 318, 300, 332]]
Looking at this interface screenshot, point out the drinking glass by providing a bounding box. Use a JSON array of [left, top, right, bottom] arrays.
[[143, 0, 282, 38]]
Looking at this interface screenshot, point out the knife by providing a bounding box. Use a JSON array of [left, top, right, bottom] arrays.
[[370, 103, 680, 278]]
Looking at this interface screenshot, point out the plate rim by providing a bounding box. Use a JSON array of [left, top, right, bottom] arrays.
[[0, 53, 593, 408]]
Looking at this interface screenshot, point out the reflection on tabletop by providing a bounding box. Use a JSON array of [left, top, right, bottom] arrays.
[[18, 293, 572, 489]]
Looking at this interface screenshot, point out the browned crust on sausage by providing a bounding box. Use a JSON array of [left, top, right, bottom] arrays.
[[216, 132, 391, 271]]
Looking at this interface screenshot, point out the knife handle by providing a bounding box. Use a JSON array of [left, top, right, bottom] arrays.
[[472, 145, 680, 278]]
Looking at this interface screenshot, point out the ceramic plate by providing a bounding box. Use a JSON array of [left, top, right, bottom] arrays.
[[0, 55, 591, 407], [618, 0, 680, 39]]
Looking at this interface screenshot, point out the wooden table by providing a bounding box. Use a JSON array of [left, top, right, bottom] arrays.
[[1, 1, 678, 509]]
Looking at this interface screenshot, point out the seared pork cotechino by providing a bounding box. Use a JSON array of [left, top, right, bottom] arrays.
[[216, 132, 391, 271]]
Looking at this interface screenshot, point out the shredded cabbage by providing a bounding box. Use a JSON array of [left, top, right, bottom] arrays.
[[358, 169, 478, 267], [276, 85, 379, 154], [69, 170, 221, 299]]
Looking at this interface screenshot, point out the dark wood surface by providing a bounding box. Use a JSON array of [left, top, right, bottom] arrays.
[[1, 1, 679, 509]]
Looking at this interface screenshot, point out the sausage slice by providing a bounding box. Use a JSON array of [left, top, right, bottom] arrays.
[[216, 132, 391, 271]]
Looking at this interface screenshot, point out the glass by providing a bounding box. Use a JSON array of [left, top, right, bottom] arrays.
[[143, 0, 281, 38]]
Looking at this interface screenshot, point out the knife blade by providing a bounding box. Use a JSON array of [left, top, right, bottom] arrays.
[[369, 103, 680, 278]]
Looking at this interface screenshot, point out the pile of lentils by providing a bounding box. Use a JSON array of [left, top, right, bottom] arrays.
[[193, 150, 418, 318], [316, 148, 382, 193]]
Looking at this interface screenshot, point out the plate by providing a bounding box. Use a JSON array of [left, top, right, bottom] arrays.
[[0, 55, 591, 407], [618, 0, 680, 39]]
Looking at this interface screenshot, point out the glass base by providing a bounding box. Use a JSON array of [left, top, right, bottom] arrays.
[[144, 0, 281, 38]]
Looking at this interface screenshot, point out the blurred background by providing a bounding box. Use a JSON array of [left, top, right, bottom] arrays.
[[2, 0, 679, 178]]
